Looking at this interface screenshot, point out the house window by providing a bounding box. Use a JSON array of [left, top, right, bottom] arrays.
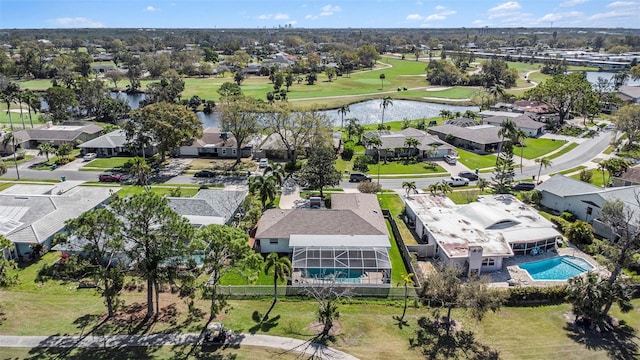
[[269, 239, 278, 245], [481, 258, 495, 266], [232, 148, 237, 154], [222, 149, 226, 155], [586, 207, 593, 215]]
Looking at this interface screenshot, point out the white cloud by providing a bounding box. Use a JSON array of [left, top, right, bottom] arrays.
[[435, 5, 446, 10], [489, 1, 521, 12], [607, 1, 638, 7], [416, 1, 423, 5], [406, 14, 424, 21], [560, 0, 588, 6], [425, 14, 446, 21], [287, 20, 298, 26], [49, 17, 104, 28], [322, 4, 342, 12], [258, 13, 290, 20], [539, 11, 582, 22], [589, 10, 626, 19], [145, 5, 158, 12], [305, 14, 318, 20]]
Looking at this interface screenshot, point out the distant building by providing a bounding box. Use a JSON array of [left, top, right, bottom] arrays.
[[13, 121, 102, 150]]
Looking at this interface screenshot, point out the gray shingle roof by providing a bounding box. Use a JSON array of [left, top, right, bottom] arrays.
[[78, 129, 128, 149], [166, 189, 247, 225], [536, 175, 601, 197], [428, 124, 501, 144]]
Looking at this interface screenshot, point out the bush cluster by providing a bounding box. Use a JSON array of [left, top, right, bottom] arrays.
[[504, 285, 568, 306]]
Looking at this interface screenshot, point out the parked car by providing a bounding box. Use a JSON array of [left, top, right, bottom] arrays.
[[83, 153, 97, 162], [512, 182, 536, 191], [203, 322, 233, 344], [443, 176, 469, 187], [458, 170, 478, 181], [349, 172, 372, 182], [98, 173, 122, 182], [259, 158, 269, 168], [444, 155, 457, 165], [194, 169, 216, 178]]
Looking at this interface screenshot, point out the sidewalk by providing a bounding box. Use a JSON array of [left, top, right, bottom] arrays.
[[0, 333, 359, 360]]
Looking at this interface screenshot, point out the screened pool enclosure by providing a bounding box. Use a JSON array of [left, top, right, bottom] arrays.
[[291, 247, 392, 286]]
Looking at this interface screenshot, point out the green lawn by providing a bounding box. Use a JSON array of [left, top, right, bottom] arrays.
[[570, 169, 610, 188], [114, 185, 200, 198], [365, 160, 446, 175], [519, 138, 568, 159], [83, 157, 135, 170], [547, 142, 579, 160], [456, 149, 498, 170], [377, 193, 418, 245], [421, 86, 478, 99]]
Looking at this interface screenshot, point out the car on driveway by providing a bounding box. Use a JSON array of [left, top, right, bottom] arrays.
[[194, 169, 216, 178], [444, 155, 457, 165], [349, 172, 372, 182], [259, 158, 269, 168], [443, 176, 469, 187], [458, 170, 478, 181], [98, 173, 122, 182], [512, 182, 535, 191], [83, 153, 97, 161]]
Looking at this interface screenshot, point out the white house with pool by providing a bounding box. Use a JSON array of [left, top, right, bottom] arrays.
[[254, 193, 392, 286], [404, 194, 562, 277]]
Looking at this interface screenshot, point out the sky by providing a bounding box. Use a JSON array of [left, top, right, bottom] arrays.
[[0, 0, 639, 29]]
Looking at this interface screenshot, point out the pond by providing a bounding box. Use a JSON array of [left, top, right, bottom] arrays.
[[579, 71, 640, 86]]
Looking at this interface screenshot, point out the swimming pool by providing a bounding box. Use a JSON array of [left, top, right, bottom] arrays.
[[518, 256, 593, 281]]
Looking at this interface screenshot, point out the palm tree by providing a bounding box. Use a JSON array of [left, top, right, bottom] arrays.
[[16, 89, 26, 129], [428, 183, 439, 194], [439, 109, 452, 120], [440, 182, 452, 195], [535, 157, 552, 183], [130, 157, 151, 185], [489, 83, 505, 103], [497, 118, 518, 159], [22, 89, 39, 128], [1, 82, 20, 132], [380, 96, 393, 128], [402, 181, 417, 197], [346, 117, 360, 141], [249, 175, 277, 210], [37, 143, 54, 162], [264, 163, 286, 187], [398, 273, 414, 324], [515, 129, 527, 174], [379, 73, 386, 90], [404, 137, 421, 159], [262, 252, 292, 321], [463, 110, 476, 119], [337, 104, 350, 132], [1, 131, 19, 179]]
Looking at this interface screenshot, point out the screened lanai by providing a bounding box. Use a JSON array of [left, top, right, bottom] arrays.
[[291, 246, 391, 287]]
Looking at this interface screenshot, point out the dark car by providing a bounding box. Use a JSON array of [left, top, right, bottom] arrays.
[[98, 173, 122, 182], [349, 172, 372, 182], [512, 182, 536, 191], [458, 171, 479, 181], [194, 169, 216, 178]]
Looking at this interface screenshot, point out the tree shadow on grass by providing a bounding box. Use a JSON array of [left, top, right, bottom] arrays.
[[24, 345, 161, 360], [564, 320, 639, 360], [248, 311, 281, 334]]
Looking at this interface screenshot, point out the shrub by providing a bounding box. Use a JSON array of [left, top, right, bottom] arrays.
[[357, 181, 382, 193], [353, 155, 373, 172], [341, 143, 354, 160], [423, 161, 437, 170], [505, 285, 568, 306], [285, 161, 302, 172], [560, 211, 576, 222], [550, 216, 571, 233], [579, 169, 593, 183], [565, 220, 594, 245]]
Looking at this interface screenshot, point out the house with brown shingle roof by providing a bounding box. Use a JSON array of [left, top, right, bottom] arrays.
[[178, 127, 252, 158], [482, 114, 546, 137], [254, 193, 392, 286]]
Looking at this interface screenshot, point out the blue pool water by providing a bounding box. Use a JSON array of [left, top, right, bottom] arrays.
[[519, 256, 593, 281], [305, 268, 364, 280]]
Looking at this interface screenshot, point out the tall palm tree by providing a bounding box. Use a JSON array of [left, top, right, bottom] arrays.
[[516, 129, 527, 174], [380, 96, 393, 128], [379, 73, 386, 90], [402, 181, 417, 197], [130, 157, 151, 185], [398, 273, 414, 324], [1, 131, 19, 179], [37, 143, 54, 162], [16, 89, 26, 129], [404, 137, 421, 159], [489, 83, 505, 103], [337, 104, 350, 132], [249, 175, 277, 210], [497, 118, 518, 158], [1, 82, 20, 132], [264, 163, 286, 187], [535, 157, 552, 183], [346, 117, 360, 141], [22, 89, 39, 128], [262, 252, 292, 321]]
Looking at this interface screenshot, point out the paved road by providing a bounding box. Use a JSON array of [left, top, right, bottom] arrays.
[[0, 333, 359, 360], [0, 130, 614, 191]]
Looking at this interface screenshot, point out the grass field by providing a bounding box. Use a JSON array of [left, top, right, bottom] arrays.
[[456, 149, 498, 170], [377, 193, 419, 246], [83, 157, 134, 170], [519, 138, 568, 159], [547, 142, 579, 160]]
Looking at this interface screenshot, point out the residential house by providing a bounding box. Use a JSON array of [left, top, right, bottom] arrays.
[[613, 164, 640, 187], [254, 193, 392, 286], [537, 175, 640, 238], [13, 121, 102, 150], [255, 131, 341, 160], [617, 85, 640, 104], [404, 194, 561, 276], [77, 129, 157, 158], [166, 189, 248, 228], [428, 123, 502, 154], [363, 128, 456, 159], [178, 127, 252, 159], [482, 114, 546, 137], [0, 182, 114, 260]]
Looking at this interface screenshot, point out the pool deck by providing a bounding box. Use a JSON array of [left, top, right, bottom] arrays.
[[488, 244, 609, 288]]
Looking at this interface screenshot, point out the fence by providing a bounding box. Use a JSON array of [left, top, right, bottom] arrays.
[[382, 209, 422, 290], [215, 285, 422, 299]]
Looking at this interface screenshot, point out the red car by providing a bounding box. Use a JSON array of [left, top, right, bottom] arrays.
[[99, 173, 122, 182]]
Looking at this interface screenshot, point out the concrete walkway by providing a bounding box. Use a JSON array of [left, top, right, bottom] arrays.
[[0, 333, 359, 360]]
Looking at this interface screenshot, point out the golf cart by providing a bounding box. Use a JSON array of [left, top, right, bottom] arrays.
[[203, 322, 233, 344]]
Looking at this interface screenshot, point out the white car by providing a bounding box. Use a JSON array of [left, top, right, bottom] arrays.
[[443, 176, 469, 187], [83, 153, 97, 161], [259, 158, 269, 168], [443, 155, 457, 165]]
